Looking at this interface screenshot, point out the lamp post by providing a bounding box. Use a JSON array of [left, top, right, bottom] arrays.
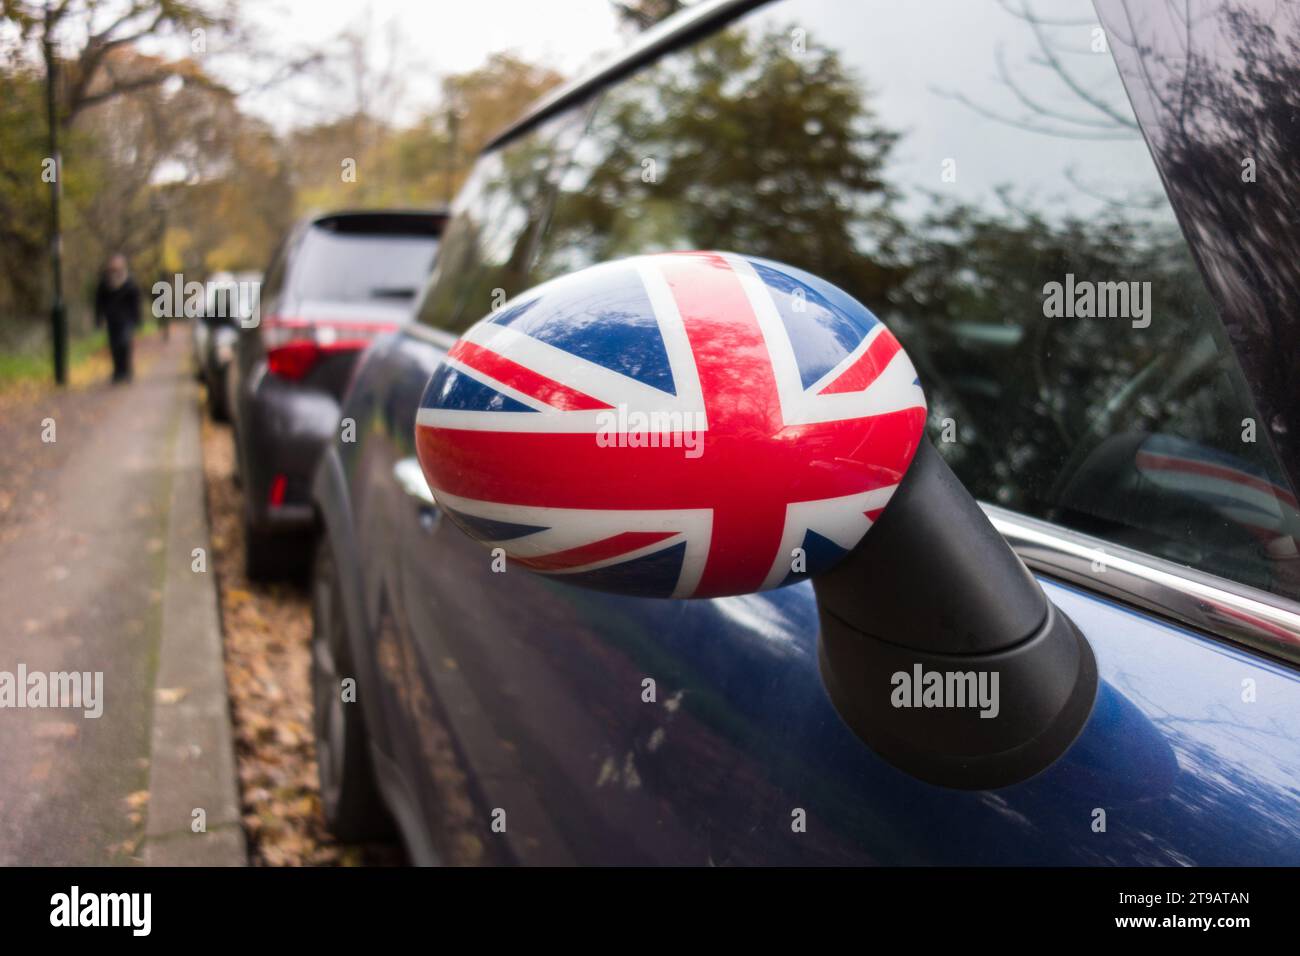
[[44, 2, 67, 386]]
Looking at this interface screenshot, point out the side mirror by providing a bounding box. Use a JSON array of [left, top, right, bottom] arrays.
[[415, 252, 1096, 789]]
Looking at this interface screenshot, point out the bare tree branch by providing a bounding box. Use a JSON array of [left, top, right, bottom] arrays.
[[931, 86, 1139, 141]]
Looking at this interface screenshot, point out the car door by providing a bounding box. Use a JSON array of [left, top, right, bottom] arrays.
[[390, 0, 1300, 864], [377, 108, 600, 864]]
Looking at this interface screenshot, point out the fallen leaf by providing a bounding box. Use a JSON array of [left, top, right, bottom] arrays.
[[156, 687, 188, 704]]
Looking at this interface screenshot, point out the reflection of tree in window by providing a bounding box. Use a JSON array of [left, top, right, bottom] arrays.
[[539, 24, 904, 308], [420, 116, 584, 332], [927, 0, 1300, 593], [538, 2, 1300, 598], [1103, 1, 1300, 488]]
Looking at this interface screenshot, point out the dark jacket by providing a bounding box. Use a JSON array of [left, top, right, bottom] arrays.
[[95, 277, 141, 333]]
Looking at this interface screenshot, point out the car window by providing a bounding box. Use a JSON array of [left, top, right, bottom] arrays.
[[414, 107, 592, 334], [288, 228, 439, 305], [530, 0, 1300, 601], [260, 238, 290, 303]]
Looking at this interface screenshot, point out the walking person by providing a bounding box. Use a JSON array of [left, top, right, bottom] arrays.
[[94, 254, 141, 384]]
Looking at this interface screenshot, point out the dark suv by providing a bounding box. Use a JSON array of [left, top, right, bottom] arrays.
[[229, 210, 446, 579]]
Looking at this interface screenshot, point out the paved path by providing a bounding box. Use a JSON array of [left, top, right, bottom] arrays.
[[0, 335, 243, 864]]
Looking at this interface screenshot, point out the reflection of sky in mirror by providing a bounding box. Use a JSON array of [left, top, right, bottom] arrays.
[[746, 0, 1170, 223]]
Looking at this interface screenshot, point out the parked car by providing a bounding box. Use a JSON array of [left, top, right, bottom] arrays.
[[195, 270, 261, 422], [310, 0, 1300, 864], [229, 210, 446, 579], [190, 284, 213, 382]]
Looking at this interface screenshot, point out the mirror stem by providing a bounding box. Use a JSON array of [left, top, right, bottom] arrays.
[[813, 440, 1098, 789]]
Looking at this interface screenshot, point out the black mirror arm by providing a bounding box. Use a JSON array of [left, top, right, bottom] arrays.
[[813, 440, 1098, 789]]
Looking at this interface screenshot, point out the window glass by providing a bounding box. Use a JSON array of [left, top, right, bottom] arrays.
[[289, 229, 439, 305], [534, 0, 1300, 599], [414, 107, 592, 334]]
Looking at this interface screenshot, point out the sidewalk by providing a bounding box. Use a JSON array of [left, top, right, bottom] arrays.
[[0, 335, 244, 865]]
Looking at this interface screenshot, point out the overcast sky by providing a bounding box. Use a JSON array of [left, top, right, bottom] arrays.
[[206, 0, 633, 128], [123, 0, 1163, 222]]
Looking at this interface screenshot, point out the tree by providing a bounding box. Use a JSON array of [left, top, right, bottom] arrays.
[[1, 0, 225, 126], [285, 51, 562, 216], [0, 61, 55, 335], [438, 52, 564, 192], [610, 0, 688, 32]]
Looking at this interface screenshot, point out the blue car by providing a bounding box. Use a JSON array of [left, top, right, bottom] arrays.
[[309, 0, 1300, 865]]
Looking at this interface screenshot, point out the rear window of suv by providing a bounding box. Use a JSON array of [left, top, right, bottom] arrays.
[[289, 226, 440, 305]]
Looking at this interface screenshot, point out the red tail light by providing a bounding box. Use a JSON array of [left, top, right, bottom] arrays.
[[267, 340, 323, 381], [268, 473, 288, 507], [263, 316, 399, 381]]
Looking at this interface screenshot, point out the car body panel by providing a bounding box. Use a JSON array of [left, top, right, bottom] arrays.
[[317, 328, 1300, 865], [204, 323, 239, 419], [191, 317, 210, 377]]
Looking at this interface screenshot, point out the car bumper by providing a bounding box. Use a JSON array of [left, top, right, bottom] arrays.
[[240, 365, 340, 533]]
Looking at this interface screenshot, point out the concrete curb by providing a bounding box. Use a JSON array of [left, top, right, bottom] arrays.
[[143, 384, 247, 866]]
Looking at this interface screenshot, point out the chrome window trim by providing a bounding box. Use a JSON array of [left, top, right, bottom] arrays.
[[983, 504, 1300, 667]]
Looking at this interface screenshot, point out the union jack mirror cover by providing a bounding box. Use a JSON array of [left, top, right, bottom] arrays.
[[415, 252, 927, 598]]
